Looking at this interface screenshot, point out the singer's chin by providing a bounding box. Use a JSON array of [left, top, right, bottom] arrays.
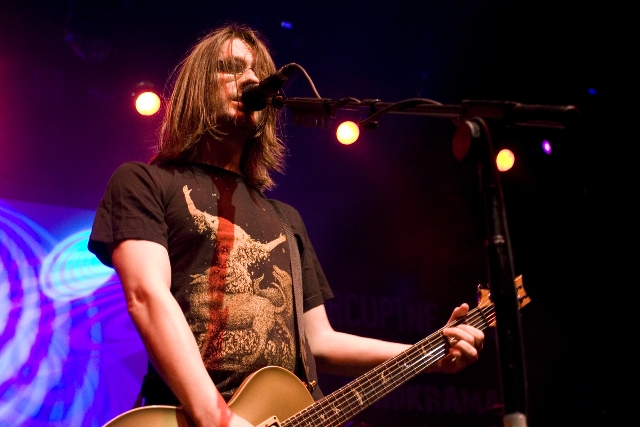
[[219, 110, 260, 136]]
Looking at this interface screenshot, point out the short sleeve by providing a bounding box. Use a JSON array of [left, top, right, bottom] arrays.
[[88, 162, 169, 267], [271, 201, 334, 312]]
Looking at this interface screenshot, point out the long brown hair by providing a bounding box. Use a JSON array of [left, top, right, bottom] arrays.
[[151, 24, 285, 191]]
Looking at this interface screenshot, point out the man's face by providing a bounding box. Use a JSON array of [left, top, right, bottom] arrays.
[[216, 38, 260, 129]]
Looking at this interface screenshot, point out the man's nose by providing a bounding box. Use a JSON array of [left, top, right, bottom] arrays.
[[240, 68, 259, 86]]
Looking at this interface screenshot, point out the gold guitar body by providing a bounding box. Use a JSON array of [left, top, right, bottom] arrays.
[[102, 366, 313, 427]]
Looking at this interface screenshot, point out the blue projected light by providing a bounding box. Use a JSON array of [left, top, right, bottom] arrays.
[[0, 199, 146, 427], [0, 204, 68, 425], [281, 21, 293, 29], [40, 230, 114, 301]]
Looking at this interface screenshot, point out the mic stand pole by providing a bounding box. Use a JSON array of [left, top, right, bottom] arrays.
[[273, 96, 580, 427], [456, 116, 528, 427]]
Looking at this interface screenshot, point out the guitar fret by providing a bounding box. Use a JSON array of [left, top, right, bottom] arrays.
[[345, 390, 362, 418]]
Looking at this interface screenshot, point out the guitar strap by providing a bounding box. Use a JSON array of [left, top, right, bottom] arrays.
[[270, 201, 317, 394]]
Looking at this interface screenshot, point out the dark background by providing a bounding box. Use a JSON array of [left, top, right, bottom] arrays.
[[0, 1, 628, 426]]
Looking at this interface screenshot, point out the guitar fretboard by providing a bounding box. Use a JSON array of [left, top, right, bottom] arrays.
[[283, 302, 496, 427]]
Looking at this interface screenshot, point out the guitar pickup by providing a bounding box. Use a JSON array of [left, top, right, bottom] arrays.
[[256, 416, 281, 427]]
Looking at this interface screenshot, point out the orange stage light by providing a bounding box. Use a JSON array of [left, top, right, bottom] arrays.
[[135, 91, 161, 116], [496, 148, 515, 172], [336, 121, 359, 145]]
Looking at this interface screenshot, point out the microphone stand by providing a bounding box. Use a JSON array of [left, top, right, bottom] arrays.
[[271, 95, 580, 427]]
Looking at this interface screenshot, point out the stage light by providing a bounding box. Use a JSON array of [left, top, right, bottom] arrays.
[[496, 148, 515, 172], [542, 139, 552, 155], [336, 121, 359, 145], [135, 91, 161, 116], [131, 81, 161, 116], [281, 21, 293, 29]]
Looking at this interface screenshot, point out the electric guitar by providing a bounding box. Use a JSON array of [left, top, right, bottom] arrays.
[[103, 277, 530, 427]]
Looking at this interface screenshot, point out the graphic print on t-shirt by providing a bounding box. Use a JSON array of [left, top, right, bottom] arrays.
[[182, 184, 296, 373]]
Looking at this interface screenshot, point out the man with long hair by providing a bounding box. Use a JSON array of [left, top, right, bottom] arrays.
[[89, 24, 484, 427]]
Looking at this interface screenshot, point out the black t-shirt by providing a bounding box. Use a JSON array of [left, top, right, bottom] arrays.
[[89, 161, 333, 402]]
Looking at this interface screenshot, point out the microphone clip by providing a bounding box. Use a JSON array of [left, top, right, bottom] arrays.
[[241, 64, 298, 111]]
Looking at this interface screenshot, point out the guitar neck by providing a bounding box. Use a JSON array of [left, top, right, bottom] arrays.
[[283, 303, 495, 427]]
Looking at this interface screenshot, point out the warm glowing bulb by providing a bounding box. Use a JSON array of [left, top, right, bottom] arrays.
[[496, 149, 515, 172], [336, 121, 359, 145], [135, 92, 161, 116]]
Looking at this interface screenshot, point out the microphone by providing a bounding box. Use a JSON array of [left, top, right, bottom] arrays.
[[241, 63, 297, 111]]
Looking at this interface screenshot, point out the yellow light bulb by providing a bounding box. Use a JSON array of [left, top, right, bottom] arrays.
[[336, 121, 359, 145], [496, 149, 515, 172], [135, 92, 161, 116]]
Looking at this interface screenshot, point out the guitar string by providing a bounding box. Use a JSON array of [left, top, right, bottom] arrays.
[[328, 305, 496, 426], [289, 343, 449, 426], [283, 304, 496, 427], [325, 306, 495, 426], [342, 308, 494, 417], [292, 306, 496, 427], [285, 307, 493, 427]]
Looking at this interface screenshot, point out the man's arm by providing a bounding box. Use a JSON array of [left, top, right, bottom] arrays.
[[110, 239, 253, 427], [303, 303, 483, 377]]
